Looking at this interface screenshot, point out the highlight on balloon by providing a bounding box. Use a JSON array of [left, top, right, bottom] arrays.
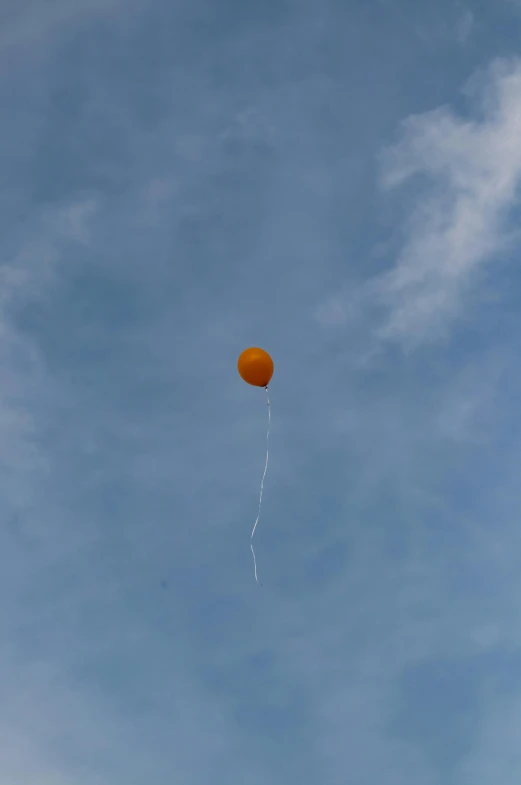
[[238, 347, 274, 586]]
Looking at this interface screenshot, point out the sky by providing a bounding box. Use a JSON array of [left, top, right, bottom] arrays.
[[2, 0, 521, 783]]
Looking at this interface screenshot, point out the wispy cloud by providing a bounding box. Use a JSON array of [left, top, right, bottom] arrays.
[[377, 58, 521, 343], [0, 200, 106, 783], [457, 8, 474, 44], [0, 200, 97, 509], [4, 1, 521, 783], [317, 57, 521, 348]]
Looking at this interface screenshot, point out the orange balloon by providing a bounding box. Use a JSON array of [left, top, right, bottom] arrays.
[[238, 347, 274, 388]]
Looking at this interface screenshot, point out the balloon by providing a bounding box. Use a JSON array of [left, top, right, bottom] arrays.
[[237, 347, 274, 388]]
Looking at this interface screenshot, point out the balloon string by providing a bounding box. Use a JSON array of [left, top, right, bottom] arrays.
[[251, 385, 270, 586]]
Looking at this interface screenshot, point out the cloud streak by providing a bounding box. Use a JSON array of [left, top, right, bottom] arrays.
[[318, 57, 521, 349], [377, 58, 521, 343]]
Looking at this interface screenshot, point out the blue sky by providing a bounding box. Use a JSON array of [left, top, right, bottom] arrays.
[[2, 0, 521, 783]]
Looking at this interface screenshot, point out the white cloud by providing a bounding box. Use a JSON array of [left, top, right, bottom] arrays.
[[317, 58, 521, 348], [0, 203, 103, 783], [457, 9, 474, 43], [0, 201, 97, 512], [55, 199, 98, 244], [378, 57, 521, 345]]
